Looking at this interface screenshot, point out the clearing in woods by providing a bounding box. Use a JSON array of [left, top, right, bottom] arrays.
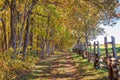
[[21, 52, 108, 80]]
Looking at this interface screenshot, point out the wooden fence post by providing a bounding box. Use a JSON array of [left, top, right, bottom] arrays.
[[88, 42, 91, 62], [90, 42, 92, 52], [104, 37, 109, 58], [93, 41, 100, 69], [104, 36, 114, 80], [97, 41, 100, 57], [111, 36, 117, 57], [94, 42, 96, 54]]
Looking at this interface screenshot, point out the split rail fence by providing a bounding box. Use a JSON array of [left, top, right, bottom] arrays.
[[72, 36, 120, 80]]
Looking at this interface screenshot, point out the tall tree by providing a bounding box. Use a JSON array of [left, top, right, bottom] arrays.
[[10, 0, 17, 52], [23, 0, 38, 58]]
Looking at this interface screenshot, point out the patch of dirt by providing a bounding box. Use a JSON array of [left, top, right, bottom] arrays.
[[50, 53, 80, 80], [22, 52, 81, 80]]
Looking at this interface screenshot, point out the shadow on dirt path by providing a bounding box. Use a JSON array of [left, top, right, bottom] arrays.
[[21, 52, 81, 80], [20, 52, 108, 80]]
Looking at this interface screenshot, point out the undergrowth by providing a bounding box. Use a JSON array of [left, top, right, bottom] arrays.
[[0, 50, 39, 80]]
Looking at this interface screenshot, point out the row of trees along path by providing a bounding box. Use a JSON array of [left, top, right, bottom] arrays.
[[0, 0, 118, 80], [20, 51, 108, 80]]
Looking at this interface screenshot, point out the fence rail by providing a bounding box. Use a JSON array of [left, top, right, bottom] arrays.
[[72, 36, 120, 80]]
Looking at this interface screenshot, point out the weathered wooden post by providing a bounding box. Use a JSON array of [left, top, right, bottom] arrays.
[[93, 41, 100, 69], [85, 42, 87, 58], [104, 37, 109, 58], [104, 36, 116, 80], [88, 42, 91, 62], [97, 41, 100, 57], [89, 42, 92, 52], [94, 42, 96, 55], [104, 37, 111, 80], [111, 36, 117, 58], [111, 36, 118, 79]]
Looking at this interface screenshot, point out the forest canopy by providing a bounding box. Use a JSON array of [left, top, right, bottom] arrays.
[[0, 0, 119, 57]]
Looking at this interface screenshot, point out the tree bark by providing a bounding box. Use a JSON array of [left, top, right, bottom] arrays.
[[18, 3, 27, 54], [10, 0, 17, 53], [23, 12, 31, 57], [0, 18, 7, 51], [46, 40, 51, 55], [40, 37, 45, 58], [22, 0, 38, 58], [29, 27, 33, 50]]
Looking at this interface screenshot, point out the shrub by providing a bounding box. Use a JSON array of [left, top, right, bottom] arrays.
[[0, 51, 39, 80]]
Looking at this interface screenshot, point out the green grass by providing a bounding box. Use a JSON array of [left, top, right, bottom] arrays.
[[90, 44, 120, 57], [70, 44, 120, 80], [72, 53, 108, 80]]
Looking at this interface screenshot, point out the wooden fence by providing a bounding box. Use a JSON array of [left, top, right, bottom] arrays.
[[72, 36, 120, 80]]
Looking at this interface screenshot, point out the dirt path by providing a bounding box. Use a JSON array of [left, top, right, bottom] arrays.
[[21, 52, 108, 80], [21, 52, 80, 80], [50, 53, 80, 80]]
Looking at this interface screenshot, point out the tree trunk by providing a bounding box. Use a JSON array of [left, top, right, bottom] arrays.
[[40, 38, 45, 58], [51, 42, 55, 54], [18, 3, 27, 54], [10, 0, 17, 53], [0, 33, 2, 51], [0, 18, 7, 51], [46, 40, 51, 55], [29, 27, 33, 50], [0, 33, 4, 52], [22, 0, 38, 58], [23, 12, 31, 58], [37, 35, 40, 51]]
